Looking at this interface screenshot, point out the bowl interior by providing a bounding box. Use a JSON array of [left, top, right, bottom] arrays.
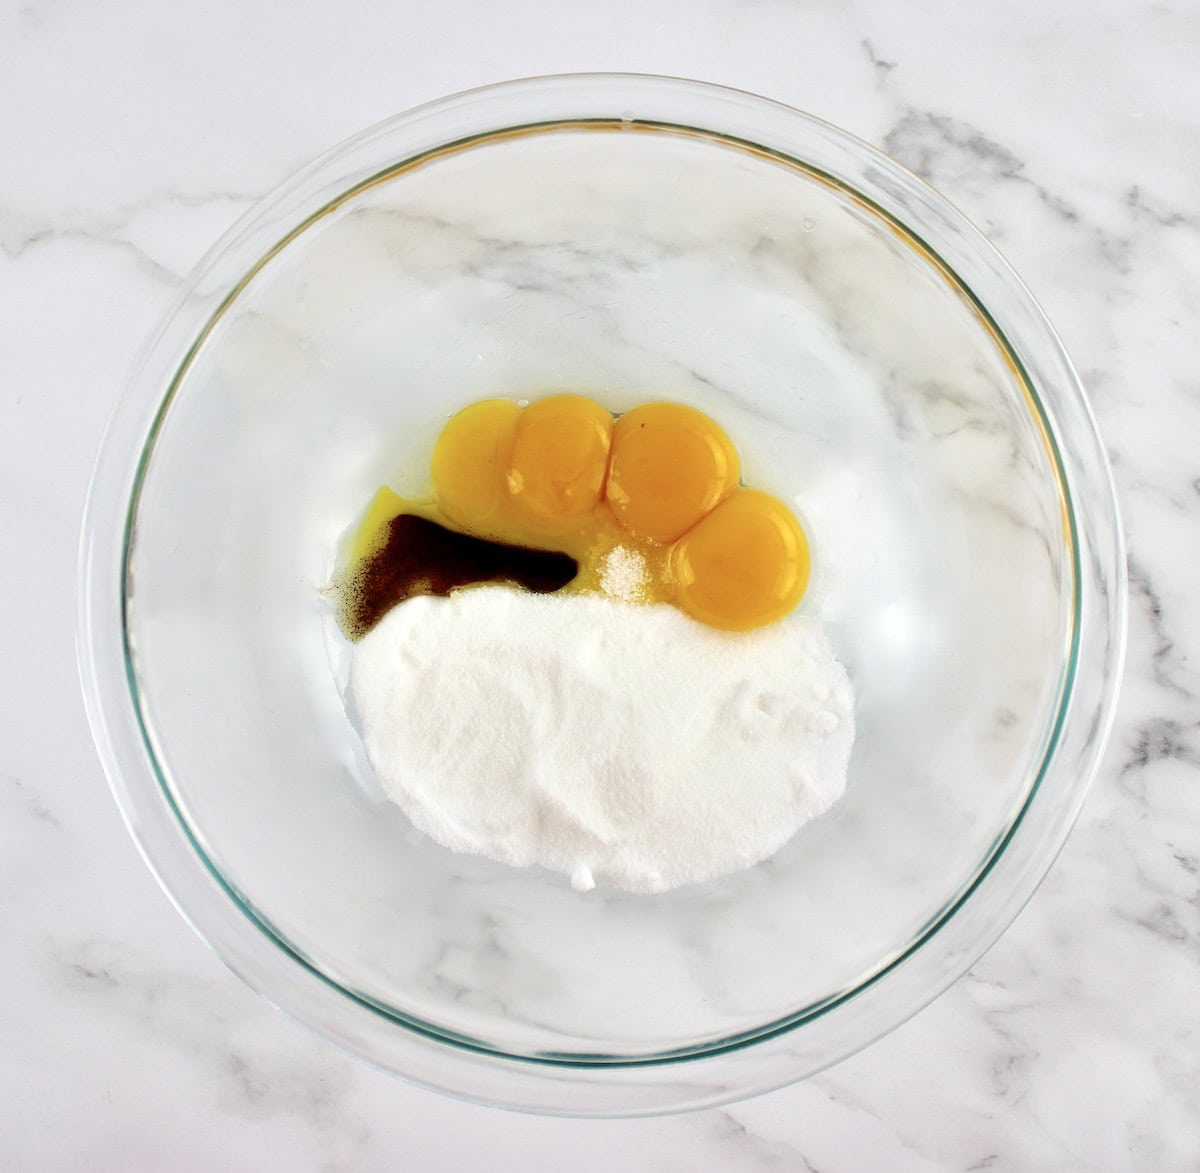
[[125, 122, 1072, 1060]]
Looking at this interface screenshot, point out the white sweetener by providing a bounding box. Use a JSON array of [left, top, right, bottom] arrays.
[[352, 588, 855, 894], [598, 545, 648, 602]]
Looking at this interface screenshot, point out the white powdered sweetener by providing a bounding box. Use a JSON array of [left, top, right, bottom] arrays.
[[352, 588, 855, 894]]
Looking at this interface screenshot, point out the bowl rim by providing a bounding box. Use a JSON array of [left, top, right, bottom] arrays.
[[77, 71, 1127, 1116]]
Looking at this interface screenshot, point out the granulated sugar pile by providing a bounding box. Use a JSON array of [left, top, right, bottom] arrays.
[[351, 587, 855, 894], [598, 545, 648, 602]]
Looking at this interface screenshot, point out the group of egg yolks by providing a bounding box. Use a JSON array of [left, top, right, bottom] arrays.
[[422, 394, 810, 631]]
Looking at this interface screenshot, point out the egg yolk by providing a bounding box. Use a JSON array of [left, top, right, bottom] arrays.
[[671, 489, 811, 631], [606, 402, 741, 543], [345, 393, 812, 636], [348, 484, 406, 564], [506, 394, 613, 532], [431, 398, 521, 533]]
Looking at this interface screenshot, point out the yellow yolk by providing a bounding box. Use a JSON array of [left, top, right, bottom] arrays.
[[431, 398, 521, 532], [344, 393, 811, 635], [606, 402, 741, 543], [347, 485, 406, 563], [506, 394, 613, 532], [671, 488, 811, 631]]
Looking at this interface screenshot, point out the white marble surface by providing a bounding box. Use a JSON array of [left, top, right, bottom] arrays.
[[3, 1, 1198, 1168]]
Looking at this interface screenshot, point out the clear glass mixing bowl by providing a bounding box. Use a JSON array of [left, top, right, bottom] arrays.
[[77, 74, 1126, 1115]]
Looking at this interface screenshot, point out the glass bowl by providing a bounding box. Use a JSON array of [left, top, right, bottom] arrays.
[[77, 74, 1126, 1115]]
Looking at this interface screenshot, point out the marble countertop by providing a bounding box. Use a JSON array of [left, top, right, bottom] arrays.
[[4, 1, 1198, 1168]]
